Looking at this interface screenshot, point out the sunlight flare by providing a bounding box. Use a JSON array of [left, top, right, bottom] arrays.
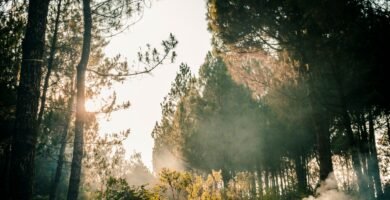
[[85, 99, 99, 112]]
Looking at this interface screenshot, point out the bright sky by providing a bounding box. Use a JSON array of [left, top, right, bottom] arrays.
[[94, 0, 211, 171]]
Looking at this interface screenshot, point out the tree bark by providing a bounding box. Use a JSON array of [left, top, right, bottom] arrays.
[[358, 114, 369, 174], [250, 171, 256, 199], [279, 168, 284, 196], [67, 0, 92, 199], [256, 166, 263, 198], [309, 97, 333, 182], [339, 98, 370, 198], [37, 0, 63, 128], [295, 154, 308, 193], [49, 92, 74, 200], [386, 115, 390, 143], [9, 0, 50, 199], [221, 167, 230, 189], [264, 169, 269, 192], [271, 171, 278, 196], [359, 113, 375, 198], [327, 59, 371, 196], [368, 111, 383, 198], [332, 68, 370, 197]]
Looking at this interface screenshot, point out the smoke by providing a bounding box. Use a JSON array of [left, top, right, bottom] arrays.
[[153, 147, 185, 173], [303, 173, 353, 200]]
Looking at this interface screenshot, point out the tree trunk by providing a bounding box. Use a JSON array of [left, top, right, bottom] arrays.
[[285, 162, 291, 193], [346, 113, 368, 192], [49, 92, 74, 200], [221, 167, 230, 188], [257, 166, 263, 198], [265, 169, 269, 193], [341, 103, 370, 198], [358, 114, 369, 175], [333, 76, 369, 197], [358, 113, 375, 198], [9, 0, 50, 199], [250, 172, 256, 199], [329, 61, 370, 196], [344, 155, 351, 187], [309, 100, 333, 182], [368, 111, 383, 198], [279, 168, 284, 196], [271, 171, 277, 195], [0, 132, 11, 198], [67, 0, 92, 199], [295, 154, 308, 193], [386, 115, 390, 143], [37, 0, 63, 128]]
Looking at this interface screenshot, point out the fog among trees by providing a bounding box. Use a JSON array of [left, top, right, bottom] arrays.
[[1, 0, 389, 199]]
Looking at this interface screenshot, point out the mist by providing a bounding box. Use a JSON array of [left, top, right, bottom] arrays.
[[150, 53, 390, 199], [303, 173, 353, 200]]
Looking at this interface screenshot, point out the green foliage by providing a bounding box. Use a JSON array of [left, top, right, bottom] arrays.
[[0, 0, 25, 159], [152, 168, 192, 200], [152, 169, 223, 200], [97, 177, 151, 200], [149, 169, 306, 200], [0, 1, 25, 89], [152, 53, 319, 199], [206, 0, 390, 198]]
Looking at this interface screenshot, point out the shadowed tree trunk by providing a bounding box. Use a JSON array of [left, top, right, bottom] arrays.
[[271, 171, 277, 196], [221, 167, 230, 189], [357, 113, 375, 198], [304, 58, 334, 182], [49, 91, 74, 200], [9, 0, 50, 199], [250, 171, 256, 198], [279, 168, 284, 196], [256, 165, 263, 198], [368, 111, 383, 198], [342, 103, 369, 197], [67, 0, 91, 199], [37, 0, 63, 128], [309, 97, 333, 182], [315, 116, 333, 181], [358, 114, 369, 172], [331, 63, 370, 197], [386, 114, 390, 144], [295, 154, 308, 193], [264, 169, 269, 192]]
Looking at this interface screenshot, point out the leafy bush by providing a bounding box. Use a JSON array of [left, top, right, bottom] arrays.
[[98, 177, 151, 200]]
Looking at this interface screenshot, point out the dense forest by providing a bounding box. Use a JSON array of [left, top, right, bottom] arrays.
[[1, 0, 390, 200]]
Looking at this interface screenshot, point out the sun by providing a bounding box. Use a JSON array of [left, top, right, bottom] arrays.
[[85, 99, 100, 112], [84, 87, 115, 113]]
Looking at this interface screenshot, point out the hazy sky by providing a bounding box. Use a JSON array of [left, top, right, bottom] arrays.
[[94, 0, 211, 171]]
